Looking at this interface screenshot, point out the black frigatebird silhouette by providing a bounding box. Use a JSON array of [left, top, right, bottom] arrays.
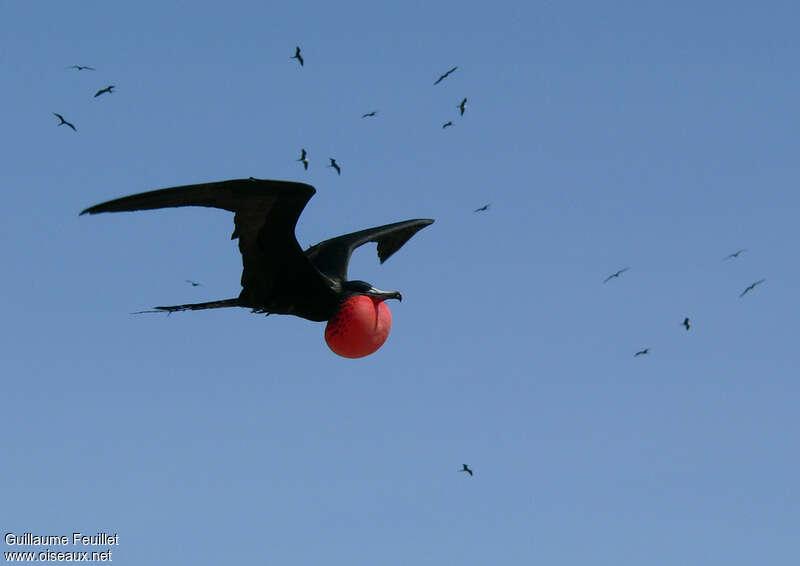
[[459, 464, 473, 476], [80, 178, 434, 320], [291, 46, 303, 67], [433, 66, 457, 85], [361, 111, 377, 118], [473, 204, 490, 213], [69, 65, 95, 71], [297, 148, 309, 170], [724, 249, 747, 260], [683, 317, 691, 331], [739, 279, 765, 298], [603, 267, 629, 283], [53, 113, 77, 132], [94, 85, 115, 97], [458, 98, 467, 115], [327, 158, 341, 175], [185, 280, 202, 287], [634, 348, 649, 357], [442, 121, 453, 129]]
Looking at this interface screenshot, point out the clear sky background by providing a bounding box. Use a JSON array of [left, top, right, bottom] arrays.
[[3, 1, 799, 564]]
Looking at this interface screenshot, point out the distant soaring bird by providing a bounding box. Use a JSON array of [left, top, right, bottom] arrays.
[[94, 85, 114, 97], [473, 204, 490, 213], [185, 280, 202, 287], [603, 267, 629, 283], [634, 348, 649, 357], [459, 464, 473, 476], [291, 46, 303, 67], [69, 65, 95, 71], [80, 178, 434, 358], [458, 98, 467, 115], [361, 111, 377, 118], [739, 279, 765, 298], [53, 112, 76, 132], [724, 249, 747, 260], [442, 121, 453, 129], [297, 148, 309, 170], [683, 317, 691, 331], [433, 66, 458, 85], [327, 158, 341, 175]]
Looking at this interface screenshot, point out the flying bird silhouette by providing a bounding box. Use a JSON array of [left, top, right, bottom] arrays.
[[442, 121, 453, 129], [683, 317, 691, 331], [724, 249, 747, 260], [94, 85, 114, 97], [361, 111, 377, 118], [291, 46, 303, 66], [634, 348, 649, 357], [53, 113, 76, 132], [433, 66, 458, 85], [185, 280, 202, 287], [80, 179, 433, 337], [327, 158, 341, 175], [459, 464, 473, 476], [458, 98, 467, 115], [739, 279, 765, 298], [603, 267, 629, 283], [473, 204, 490, 213], [297, 148, 309, 170], [69, 65, 95, 71]]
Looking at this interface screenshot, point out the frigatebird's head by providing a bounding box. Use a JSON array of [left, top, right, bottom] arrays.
[[324, 280, 402, 359]]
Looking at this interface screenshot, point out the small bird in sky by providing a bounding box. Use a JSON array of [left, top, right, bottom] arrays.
[[53, 113, 77, 132], [724, 249, 747, 260], [603, 267, 629, 283], [683, 317, 691, 331], [634, 348, 649, 357], [291, 46, 303, 67], [297, 148, 309, 170], [434, 66, 458, 85], [473, 204, 490, 213], [361, 111, 377, 118], [739, 279, 766, 298], [327, 158, 341, 175], [459, 464, 473, 476], [69, 65, 95, 71], [442, 121, 453, 129], [185, 280, 202, 287], [458, 98, 467, 115], [94, 85, 114, 97]]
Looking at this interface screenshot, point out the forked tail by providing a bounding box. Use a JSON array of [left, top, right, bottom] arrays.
[[132, 298, 241, 314]]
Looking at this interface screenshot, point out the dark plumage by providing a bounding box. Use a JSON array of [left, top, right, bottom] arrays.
[[634, 348, 649, 357], [724, 249, 747, 260], [683, 317, 691, 331], [291, 46, 303, 66], [442, 121, 453, 129], [327, 158, 341, 175], [297, 148, 309, 170], [603, 267, 629, 283], [473, 204, 490, 213], [94, 85, 114, 97], [460, 464, 473, 476], [53, 112, 76, 132], [80, 178, 434, 321], [434, 66, 458, 85], [739, 279, 765, 298], [69, 65, 95, 71], [185, 280, 202, 287], [458, 98, 467, 115], [361, 111, 377, 118]]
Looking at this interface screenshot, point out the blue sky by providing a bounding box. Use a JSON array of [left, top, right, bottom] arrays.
[[3, 1, 799, 564]]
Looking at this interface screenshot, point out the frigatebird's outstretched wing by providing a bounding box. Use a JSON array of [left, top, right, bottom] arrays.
[[80, 178, 338, 318], [304, 219, 435, 282]]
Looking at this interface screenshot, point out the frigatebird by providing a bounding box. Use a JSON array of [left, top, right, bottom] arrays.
[[473, 204, 490, 213], [458, 98, 467, 115], [291, 46, 303, 67], [361, 111, 377, 118], [69, 65, 95, 71], [297, 148, 309, 170], [459, 464, 473, 476], [724, 249, 747, 260], [185, 280, 202, 287], [442, 121, 453, 129], [683, 317, 691, 331], [80, 178, 433, 325], [328, 158, 341, 175], [434, 66, 457, 85], [53, 113, 76, 132], [94, 85, 114, 97], [603, 267, 629, 283], [634, 348, 649, 357], [739, 279, 765, 298]]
